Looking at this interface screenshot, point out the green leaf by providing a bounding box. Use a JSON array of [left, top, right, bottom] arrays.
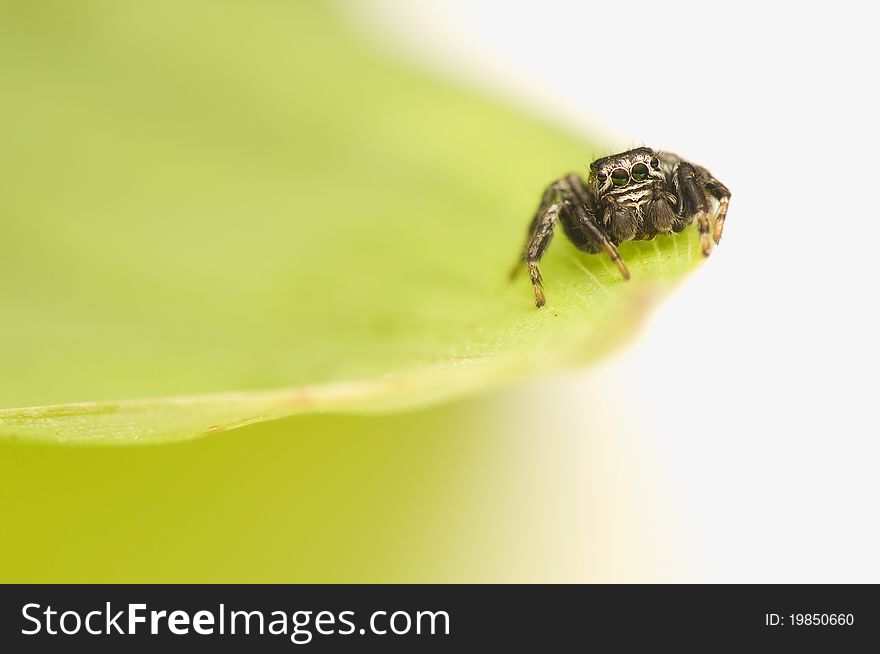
[[0, 0, 703, 444]]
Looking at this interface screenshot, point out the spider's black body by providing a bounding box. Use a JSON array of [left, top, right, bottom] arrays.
[[511, 147, 730, 307]]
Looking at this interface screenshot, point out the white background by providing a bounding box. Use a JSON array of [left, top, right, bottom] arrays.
[[362, 0, 880, 582]]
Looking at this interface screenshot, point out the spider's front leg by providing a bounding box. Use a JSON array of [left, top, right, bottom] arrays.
[[558, 175, 631, 282], [705, 175, 731, 244], [510, 200, 563, 307], [511, 175, 629, 308], [562, 203, 631, 281], [673, 161, 731, 255], [673, 162, 713, 256]]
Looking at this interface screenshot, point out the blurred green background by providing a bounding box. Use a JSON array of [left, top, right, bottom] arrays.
[[0, 0, 692, 579], [0, 0, 605, 410], [1, 386, 685, 582]]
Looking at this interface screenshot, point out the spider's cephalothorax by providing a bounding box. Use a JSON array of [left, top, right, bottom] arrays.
[[510, 147, 730, 307]]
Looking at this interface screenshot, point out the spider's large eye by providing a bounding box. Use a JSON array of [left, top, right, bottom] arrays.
[[650, 157, 660, 169], [611, 168, 629, 187], [631, 163, 649, 181]]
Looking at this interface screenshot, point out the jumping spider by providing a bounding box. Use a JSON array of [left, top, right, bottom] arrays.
[[511, 147, 730, 307]]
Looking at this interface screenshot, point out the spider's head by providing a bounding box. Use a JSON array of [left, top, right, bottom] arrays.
[[588, 147, 672, 242], [588, 147, 664, 196]]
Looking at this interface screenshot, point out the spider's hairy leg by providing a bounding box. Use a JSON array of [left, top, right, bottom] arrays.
[[521, 202, 563, 308], [558, 175, 630, 281], [566, 204, 631, 281], [509, 183, 557, 281], [512, 173, 629, 308], [705, 176, 731, 244], [675, 162, 712, 256]]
